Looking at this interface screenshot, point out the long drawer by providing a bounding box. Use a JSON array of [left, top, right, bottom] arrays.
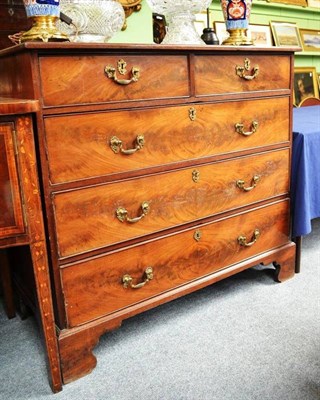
[[53, 149, 289, 258], [61, 200, 290, 327], [194, 55, 291, 96], [39, 54, 189, 107], [45, 97, 290, 184]]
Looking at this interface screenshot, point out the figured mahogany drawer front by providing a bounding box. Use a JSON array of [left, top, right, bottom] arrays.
[[53, 149, 289, 258], [194, 55, 290, 96], [61, 200, 290, 327], [39, 54, 189, 107], [45, 97, 289, 184]]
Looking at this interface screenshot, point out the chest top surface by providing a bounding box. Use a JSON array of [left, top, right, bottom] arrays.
[[0, 43, 296, 108]]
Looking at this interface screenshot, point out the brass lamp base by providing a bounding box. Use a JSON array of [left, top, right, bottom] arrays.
[[20, 16, 69, 43], [222, 28, 253, 46]]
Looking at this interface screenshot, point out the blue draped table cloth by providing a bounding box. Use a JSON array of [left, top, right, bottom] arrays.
[[291, 105, 320, 238]]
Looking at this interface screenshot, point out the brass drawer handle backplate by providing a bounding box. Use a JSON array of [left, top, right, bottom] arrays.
[[236, 58, 259, 81], [235, 120, 258, 136], [110, 134, 145, 154], [116, 201, 150, 223], [122, 267, 154, 289], [105, 59, 140, 85], [238, 229, 260, 247], [236, 175, 260, 192], [193, 230, 202, 241]]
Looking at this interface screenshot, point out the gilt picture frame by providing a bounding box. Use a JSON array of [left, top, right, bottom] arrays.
[[267, 0, 307, 5], [299, 29, 320, 52], [270, 21, 302, 47], [293, 67, 320, 106], [247, 24, 273, 47]]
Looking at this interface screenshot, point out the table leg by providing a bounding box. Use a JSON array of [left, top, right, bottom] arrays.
[[16, 116, 63, 392], [294, 236, 302, 273], [0, 250, 16, 319]]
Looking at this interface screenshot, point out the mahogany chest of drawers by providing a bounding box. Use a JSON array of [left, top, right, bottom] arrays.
[[0, 43, 296, 389]]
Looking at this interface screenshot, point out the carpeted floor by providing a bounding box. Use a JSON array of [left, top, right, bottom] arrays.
[[0, 219, 319, 400]]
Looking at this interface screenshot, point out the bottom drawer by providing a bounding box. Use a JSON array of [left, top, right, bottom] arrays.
[[61, 200, 290, 327]]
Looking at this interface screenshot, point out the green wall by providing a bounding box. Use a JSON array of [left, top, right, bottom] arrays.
[[226, 0, 320, 70], [110, 0, 320, 71], [109, 1, 153, 44]]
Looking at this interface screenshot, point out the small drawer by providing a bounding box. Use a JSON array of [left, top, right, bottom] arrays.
[[61, 200, 290, 327], [44, 97, 289, 184], [39, 54, 189, 107], [194, 55, 291, 96], [53, 149, 289, 258]]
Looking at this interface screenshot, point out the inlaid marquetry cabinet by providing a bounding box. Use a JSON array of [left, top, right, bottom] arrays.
[[0, 43, 296, 389], [0, 99, 62, 392]]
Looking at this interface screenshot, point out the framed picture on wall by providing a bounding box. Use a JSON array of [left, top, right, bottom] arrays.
[[246, 24, 273, 46], [194, 11, 213, 36], [307, 0, 320, 7], [299, 29, 320, 52], [293, 67, 320, 106], [214, 21, 229, 45], [270, 21, 302, 47], [267, 0, 307, 5]]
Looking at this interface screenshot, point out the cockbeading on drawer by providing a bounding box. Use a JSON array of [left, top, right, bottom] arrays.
[[39, 54, 189, 107], [53, 149, 289, 258], [44, 97, 290, 184], [61, 200, 290, 327], [194, 55, 291, 96]]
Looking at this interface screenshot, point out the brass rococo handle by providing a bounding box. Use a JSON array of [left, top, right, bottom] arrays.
[[238, 229, 260, 247], [122, 267, 154, 289], [236, 58, 259, 81], [110, 135, 145, 155], [105, 64, 140, 85], [236, 175, 261, 192], [116, 201, 150, 223], [235, 120, 258, 136]]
